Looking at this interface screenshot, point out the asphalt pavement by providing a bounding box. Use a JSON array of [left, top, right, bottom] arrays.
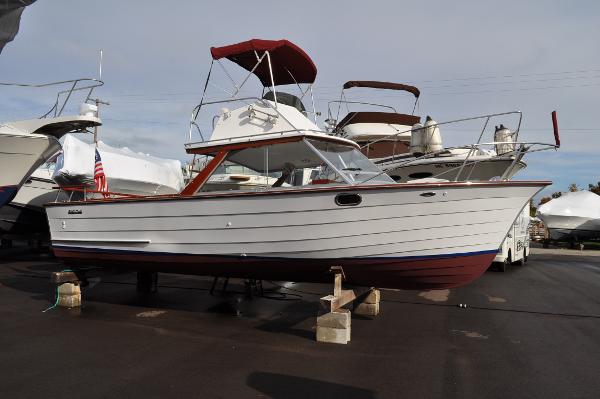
[[0, 247, 599, 399]]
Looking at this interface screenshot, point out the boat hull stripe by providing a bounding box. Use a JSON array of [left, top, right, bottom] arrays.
[[51, 245, 497, 290]]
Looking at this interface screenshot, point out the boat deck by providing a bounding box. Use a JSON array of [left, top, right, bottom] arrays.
[[1, 245, 599, 398]]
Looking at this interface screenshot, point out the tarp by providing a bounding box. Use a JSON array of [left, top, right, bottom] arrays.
[[53, 135, 184, 195], [0, 0, 36, 55], [343, 81, 420, 98], [210, 39, 317, 86], [537, 191, 600, 219]]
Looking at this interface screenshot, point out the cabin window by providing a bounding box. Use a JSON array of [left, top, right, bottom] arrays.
[[306, 139, 394, 184], [200, 138, 392, 193], [408, 172, 433, 179]]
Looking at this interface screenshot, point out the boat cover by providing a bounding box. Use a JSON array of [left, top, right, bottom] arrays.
[[210, 39, 317, 86], [537, 191, 600, 219], [0, 0, 36, 55], [53, 135, 184, 194], [343, 81, 420, 98]]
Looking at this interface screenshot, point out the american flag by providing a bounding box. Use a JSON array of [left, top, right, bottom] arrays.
[[94, 148, 109, 197]]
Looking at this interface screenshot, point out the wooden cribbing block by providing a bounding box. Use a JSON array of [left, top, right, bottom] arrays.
[[316, 309, 351, 344], [353, 289, 381, 316]]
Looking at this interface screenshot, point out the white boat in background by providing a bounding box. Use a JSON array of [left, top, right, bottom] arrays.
[[326, 81, 419, 157], [0, 160, 67, 240], [0, 79, 102, 207], [53, 134, 184, 196], [537, 191, 600, 241], [374, 119, 530, 182], [325, 81, 545, 183], [1, 134, 185, 241], [45, 38, 551, 290], [375, 142, 526, 182]]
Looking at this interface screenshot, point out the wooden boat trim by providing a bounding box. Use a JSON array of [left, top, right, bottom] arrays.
[[46, 180, 551, 207]]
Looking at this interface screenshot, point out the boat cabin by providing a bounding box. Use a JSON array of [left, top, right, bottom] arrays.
[[182, 131, 394, 195]]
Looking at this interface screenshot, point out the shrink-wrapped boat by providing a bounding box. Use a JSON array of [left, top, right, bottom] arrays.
[[53, 134, 184, 196], [537, 191, 600, 241]]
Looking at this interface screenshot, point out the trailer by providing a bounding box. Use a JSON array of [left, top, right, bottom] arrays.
[[493, 205, 530, 272]]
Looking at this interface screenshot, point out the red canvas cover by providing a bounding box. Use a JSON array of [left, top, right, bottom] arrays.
[[210, 39, 317, 86]]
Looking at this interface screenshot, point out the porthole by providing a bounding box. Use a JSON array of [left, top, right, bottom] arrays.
[[335, 193, 362, 206]]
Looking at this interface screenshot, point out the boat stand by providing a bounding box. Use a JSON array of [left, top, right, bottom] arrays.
[[210, 277, 264, 298], [316, 267, 381, 344], [210, 276, 230, 295], [137, 271, 158, 294], [50, 271, 82, 308], [243, 279, 264, 298]]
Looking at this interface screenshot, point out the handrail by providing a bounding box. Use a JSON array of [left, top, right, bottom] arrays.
[[358, 110, 526, 182], [362, 110, 523, 151], [185, 128, 352, 149], [55, 185, 145, 201], [364, 138, 559, 184], [0, 78, 104, 118]]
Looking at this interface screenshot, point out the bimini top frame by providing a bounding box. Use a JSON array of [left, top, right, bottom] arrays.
[[189, 38, 319, 141]]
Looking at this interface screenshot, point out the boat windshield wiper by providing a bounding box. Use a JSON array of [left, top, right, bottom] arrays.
[[342, 167, 362, 171]]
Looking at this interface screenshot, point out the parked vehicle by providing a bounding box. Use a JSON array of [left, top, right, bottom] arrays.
[[494, 205, 531, 272]]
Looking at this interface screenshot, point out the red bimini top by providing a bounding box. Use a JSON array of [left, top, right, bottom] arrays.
[[210, 39, 317, 86]]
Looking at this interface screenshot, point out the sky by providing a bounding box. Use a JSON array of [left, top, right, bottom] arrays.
[[1, 0, 599, 201]]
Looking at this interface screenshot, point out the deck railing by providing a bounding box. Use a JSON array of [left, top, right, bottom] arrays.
[[0, 78, 104, 118]]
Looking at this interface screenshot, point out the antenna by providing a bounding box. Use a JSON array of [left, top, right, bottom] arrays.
[[93, 49, 109, 144], [99, 49, 103, 80]]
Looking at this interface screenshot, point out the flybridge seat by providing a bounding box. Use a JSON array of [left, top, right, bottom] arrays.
[[263, 91, 306, 114]]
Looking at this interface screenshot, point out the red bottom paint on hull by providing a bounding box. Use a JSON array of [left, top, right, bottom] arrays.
[[52, 247, 496, 290]]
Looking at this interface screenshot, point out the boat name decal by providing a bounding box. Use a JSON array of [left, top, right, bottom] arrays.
[[68, 209, 82, 215], [435, 163, 462, 168]]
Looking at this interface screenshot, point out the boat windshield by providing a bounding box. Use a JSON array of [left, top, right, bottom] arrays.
[[307, 139, 394, 184]]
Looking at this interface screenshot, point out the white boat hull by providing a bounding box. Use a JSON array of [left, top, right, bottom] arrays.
[[537, 191, 600, 241], [378, 155, 526, 182], [0, 132, 60, 206], [46, 181, 548, 289], [539, 214, 600, 241], [0, 174, 68, 239]]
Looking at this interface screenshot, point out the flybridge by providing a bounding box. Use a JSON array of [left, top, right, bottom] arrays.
[[188, 38, 320, 143]]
